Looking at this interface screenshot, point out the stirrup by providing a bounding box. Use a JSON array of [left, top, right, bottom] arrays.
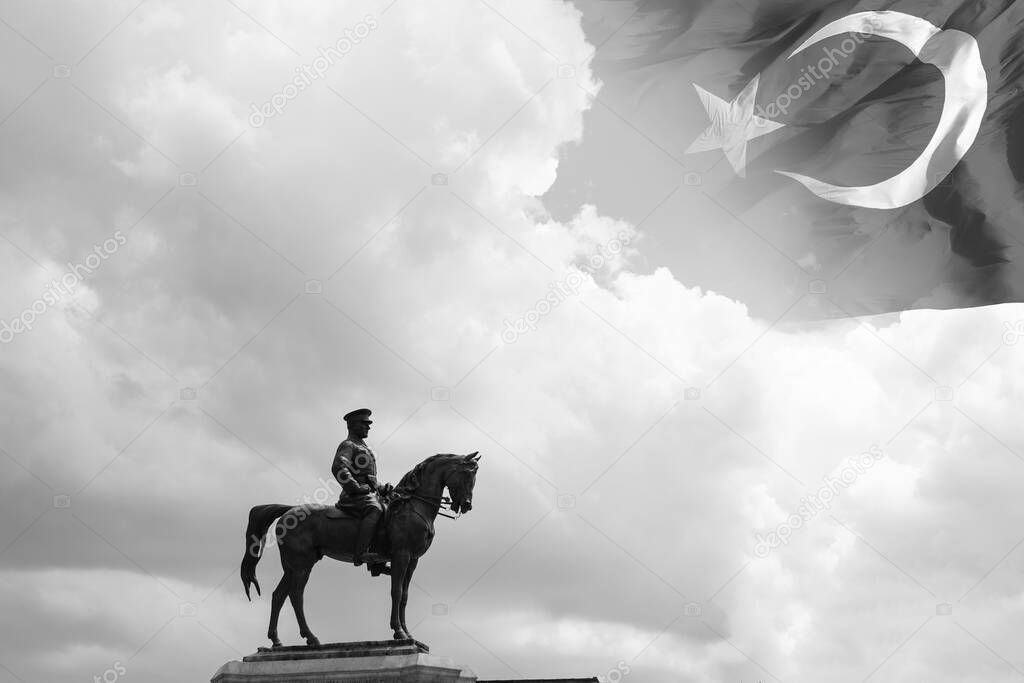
[[354, 551, 384, 568]]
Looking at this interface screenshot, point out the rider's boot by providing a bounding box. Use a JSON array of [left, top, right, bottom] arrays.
[[368, 562, 391, 576], [352, 508, 381, 567]]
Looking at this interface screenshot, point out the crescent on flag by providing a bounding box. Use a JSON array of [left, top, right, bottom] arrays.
[[776, 10, 988, 210]]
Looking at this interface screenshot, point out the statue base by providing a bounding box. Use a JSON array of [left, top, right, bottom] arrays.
[[211, 639, 476, 682]]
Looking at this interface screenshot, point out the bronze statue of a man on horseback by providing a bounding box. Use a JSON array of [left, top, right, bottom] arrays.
[[331, 408, 392, 577], [239, 408, 480, 646]]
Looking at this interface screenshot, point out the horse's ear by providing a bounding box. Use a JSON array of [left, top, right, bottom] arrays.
[[468, 452, 480, 461]]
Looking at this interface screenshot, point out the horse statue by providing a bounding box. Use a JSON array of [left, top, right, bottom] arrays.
[[239, 451, 479, 646]]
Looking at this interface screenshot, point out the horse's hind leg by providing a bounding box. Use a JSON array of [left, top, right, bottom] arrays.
[[288, 565, 320, 647], [268, 571, 294, 648]]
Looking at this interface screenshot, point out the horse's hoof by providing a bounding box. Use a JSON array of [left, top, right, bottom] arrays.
[[305, 636, 321, 648], [270, 641, 283, 649], [393, 631, 409, 640]]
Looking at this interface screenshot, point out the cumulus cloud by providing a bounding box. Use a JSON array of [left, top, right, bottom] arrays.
[[1, 2, 1023, 683]]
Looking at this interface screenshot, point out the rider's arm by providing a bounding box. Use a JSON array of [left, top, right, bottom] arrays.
[[332, 443, 370, 496], [369, 476, 392, 495]]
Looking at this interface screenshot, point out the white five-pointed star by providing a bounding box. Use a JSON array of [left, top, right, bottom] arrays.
[[686, 75, 785, 177]]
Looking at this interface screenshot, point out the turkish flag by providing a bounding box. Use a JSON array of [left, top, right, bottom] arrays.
[[597, 0, 1024, 316]]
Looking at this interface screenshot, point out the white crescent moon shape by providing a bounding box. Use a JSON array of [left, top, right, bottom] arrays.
[[776, 11, 988, 210]]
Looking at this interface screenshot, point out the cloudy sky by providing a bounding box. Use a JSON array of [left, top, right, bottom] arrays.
[[2, 1, 1024, 682]]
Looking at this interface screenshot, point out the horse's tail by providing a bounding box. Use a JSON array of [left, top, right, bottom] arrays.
[[240, 503, 293, 601]]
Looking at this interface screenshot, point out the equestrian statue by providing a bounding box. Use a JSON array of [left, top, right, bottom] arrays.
[[239, 408, 480, 646]]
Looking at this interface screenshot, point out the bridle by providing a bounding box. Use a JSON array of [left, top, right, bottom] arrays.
[[407, 492, 460, 520], [394, 457, 476, 523]]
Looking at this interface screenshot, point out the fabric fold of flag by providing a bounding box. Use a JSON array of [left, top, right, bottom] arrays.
[[601, 0, 1024, 316]]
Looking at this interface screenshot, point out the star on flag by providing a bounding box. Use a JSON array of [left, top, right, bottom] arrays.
[[686, 75, 785, 177]]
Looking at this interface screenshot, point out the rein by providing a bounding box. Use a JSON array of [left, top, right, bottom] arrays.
[[391, 455, 476, 523], [406, 492, 460, 520]]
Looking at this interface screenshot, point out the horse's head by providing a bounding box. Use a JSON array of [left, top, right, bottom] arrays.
[[445, 452, 480, 514]]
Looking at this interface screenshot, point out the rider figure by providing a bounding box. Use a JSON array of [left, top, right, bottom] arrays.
[[333, 408, 390, 577]]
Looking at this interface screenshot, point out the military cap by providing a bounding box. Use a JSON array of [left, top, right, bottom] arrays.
[[343, 408, 373, 423]]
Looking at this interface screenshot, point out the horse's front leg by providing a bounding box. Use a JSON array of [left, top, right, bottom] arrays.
[[399, 557, 418, 637], [390, 552, 411, 640]]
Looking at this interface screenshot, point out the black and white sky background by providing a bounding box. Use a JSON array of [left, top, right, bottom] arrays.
[[2, 1, 1024, 682]]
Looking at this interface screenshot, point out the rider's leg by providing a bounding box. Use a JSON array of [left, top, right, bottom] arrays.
[[352, 507, 382, 566]]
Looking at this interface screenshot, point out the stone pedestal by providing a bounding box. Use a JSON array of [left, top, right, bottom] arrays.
[[211, 639, 477, 682]]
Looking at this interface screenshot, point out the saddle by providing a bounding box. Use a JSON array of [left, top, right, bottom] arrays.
[[323, 505, 360, 520], [323, 498, 395, 558]]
